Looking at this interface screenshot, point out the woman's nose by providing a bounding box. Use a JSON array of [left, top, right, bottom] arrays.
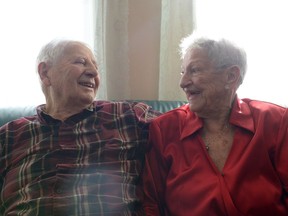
[[179, 72, 190, 89]]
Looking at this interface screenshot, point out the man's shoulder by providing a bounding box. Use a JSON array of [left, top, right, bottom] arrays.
[[0, 115, 38, 132], [93, 100, 160, 122], [93, 100, 150, 111]]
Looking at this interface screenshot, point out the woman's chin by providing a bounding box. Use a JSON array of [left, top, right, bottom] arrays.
[[188, 102, 203, 113]]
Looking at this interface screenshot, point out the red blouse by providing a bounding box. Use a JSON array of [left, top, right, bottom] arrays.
[[143, 96, 288, 216]]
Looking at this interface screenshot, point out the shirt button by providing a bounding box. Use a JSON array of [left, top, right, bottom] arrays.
[[56, 188, 63, 194]]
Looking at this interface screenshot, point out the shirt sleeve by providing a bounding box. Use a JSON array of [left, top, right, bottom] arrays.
[[275, 108, 288, 196], [132, 102, 161, 125], [0, 125, 6, 198], [141, 121, 168, 216]]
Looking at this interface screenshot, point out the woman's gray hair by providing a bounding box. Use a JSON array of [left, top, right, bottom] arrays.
[[180, 33, 247, 85]]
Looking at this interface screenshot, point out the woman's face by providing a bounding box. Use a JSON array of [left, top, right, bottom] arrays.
[[180, 48, 231, 118]]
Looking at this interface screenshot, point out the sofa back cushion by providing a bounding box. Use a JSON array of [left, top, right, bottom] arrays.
[[0, 100, 187, 126]]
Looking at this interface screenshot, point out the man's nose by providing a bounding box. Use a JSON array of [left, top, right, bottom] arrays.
[[85, 63, 99, 77], [85, 69, 98, 78]]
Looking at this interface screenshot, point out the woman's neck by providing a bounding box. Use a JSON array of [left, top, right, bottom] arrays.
[[201, 107, 232, 133]]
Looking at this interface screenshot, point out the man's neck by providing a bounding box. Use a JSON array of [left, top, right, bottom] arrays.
[[44, 103, 90, 121]]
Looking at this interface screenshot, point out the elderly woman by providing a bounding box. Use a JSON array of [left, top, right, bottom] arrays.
[[142, 33, 288, 215]]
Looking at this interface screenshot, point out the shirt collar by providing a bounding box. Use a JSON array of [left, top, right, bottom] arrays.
[[36, 103, 96, 125], [180, 95, 255, 140], [230, 96, 255, 133]]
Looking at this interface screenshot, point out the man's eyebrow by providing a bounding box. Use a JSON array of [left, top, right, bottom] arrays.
[[76, 56, 98, 66], [91, 60, 98, 67]]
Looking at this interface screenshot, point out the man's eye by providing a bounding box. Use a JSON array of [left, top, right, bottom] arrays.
[[76, 59, 86, 65]]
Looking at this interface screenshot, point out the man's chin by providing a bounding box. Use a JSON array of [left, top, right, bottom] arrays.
[[79, 95, 95, 107]]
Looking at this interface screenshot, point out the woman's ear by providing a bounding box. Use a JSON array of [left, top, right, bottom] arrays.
[[226, 65, 241, 85], [38, 62, 51, 86]]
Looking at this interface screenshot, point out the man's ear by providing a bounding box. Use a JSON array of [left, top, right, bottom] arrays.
[[38, 62, 51, 86]]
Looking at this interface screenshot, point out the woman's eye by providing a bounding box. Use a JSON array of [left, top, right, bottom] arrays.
[[181, 67, 202, 76], [190, 67, 201, 74]]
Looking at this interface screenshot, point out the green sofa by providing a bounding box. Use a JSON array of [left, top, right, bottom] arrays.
[[0, 100, 187, 127]]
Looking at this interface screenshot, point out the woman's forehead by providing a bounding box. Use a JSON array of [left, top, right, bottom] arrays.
[[184, 49, 210, 63]]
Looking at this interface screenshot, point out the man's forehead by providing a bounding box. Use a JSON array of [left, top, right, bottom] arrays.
[[64, 42, 91, 53], [62, 43, 96, 59]]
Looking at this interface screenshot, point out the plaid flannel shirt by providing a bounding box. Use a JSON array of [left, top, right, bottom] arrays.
[[0, 101, 160, 216]]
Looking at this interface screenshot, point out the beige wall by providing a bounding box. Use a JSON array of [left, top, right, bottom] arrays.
[[98, 0, 192, 101], [128, 0, 162, 100]]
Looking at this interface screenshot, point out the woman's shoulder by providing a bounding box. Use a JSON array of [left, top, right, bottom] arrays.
[[154, 104, 192, 122], [242, 98, 286, 112]]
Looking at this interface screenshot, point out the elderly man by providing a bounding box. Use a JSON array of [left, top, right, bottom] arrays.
[[0, 39, 159, 215]]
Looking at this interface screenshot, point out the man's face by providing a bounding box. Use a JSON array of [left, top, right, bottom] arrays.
[[47, 42, 100, 108]]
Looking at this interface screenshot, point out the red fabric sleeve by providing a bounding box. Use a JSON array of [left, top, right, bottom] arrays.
[[275, 108, 288, 197], [142, 121, 168, 216]]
